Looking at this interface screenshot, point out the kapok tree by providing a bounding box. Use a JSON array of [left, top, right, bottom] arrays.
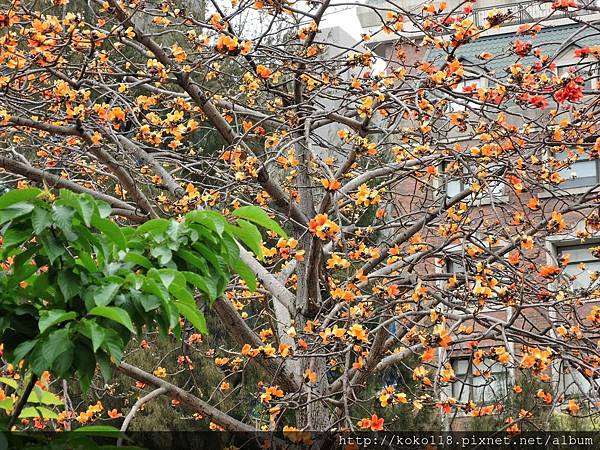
[[1, 0, 600, 432]]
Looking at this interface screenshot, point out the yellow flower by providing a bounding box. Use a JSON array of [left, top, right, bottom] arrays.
[[153, 367, 167, 378]]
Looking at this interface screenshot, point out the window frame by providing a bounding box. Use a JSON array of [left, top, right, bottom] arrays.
[[448, 75, 487, 113], [548, 235, 600, 402], [441, 159, 507, 205], [450, 357, 511, 405]]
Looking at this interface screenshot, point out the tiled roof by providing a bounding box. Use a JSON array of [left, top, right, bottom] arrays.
[[427, 24, 600, 76]]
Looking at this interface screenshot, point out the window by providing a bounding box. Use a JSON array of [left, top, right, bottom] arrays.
[[451, 358, 509, 404], [557, 243, 600, 291], [559, 363, 595, 398], [554, 150, 600, 189], [557, 64, 596, 91], [449, 77, 483, 112], [444, 162, 503, 200], [446, 256, 508, 312]]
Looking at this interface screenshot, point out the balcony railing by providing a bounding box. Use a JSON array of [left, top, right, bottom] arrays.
[[470, 0, 597, 27]]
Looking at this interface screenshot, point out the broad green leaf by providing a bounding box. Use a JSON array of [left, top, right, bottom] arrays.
[[31, 207, 52, 234], [39, 310, 77, 333], [139, 294, 161, 312], [2, 228, 32, 248], [0, 398, 13, 410], [93, 283, 122, 307], [0, 202, 34, 224], [183, 271, 217, 301], [174, 301, 207, 334], [82, 319, 107, 353], [135, 218, 170, 236], [97, 200, 112, 218], [232, 206, 287, 237], [39, 232, 65, 264], [169, 282, 195, 306], [28, 388, 63, 406], [176, 248, 208, 273], [92, 216, 127, 250], [185, 210, 225, 236], [52, 348, 74, 379], [152, 268, 176, 289], [19, 406, 59, 419], [142, 278, 169, 303], [0, 377, 18, 389], [75, 251, 98, 272], [150, 246, 172, 265], [227, 220, 263, 259], [57, 189, 95, 227], [57, 271, 80, 301], [88, 306, 135, 333], [12, 339, 39, 361], [124, 252, 152, 269], [101, 330, 125, 362], [75, 343, 96, 392], [96, 351, 113, 382], [74, 192, 95, 226], [231, 258, 257, 292], [0, 188, 41, 209], [52, 205, 77, 240], [44, 328, 73, 367]]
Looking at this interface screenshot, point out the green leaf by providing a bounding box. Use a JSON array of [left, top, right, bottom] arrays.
[[91, 216, 127, 250], [142, 278, 169, 303], [28, 388, 63, 406], [82, 319, 106, 353], [169, 282, 195, 306], [32, 271, 50, 298], [75, 251, 98, 272], [101, 330, 125, 361], [39, 310, 77, 333], [174, 301, 207, 334], [124, 252, 152, 269], [39, 232, 65, 264], [0, 398, 13, 410], [232, 206, 287, 237], [150, 246, 172, 265], [45, 328, 73, 367], [52, 205, 77, 240], [2, 228, 32, 248], [88, 306, 135, 333], [183, 271, 217, 302], [75, 343, 96, 392], [31, 207, 52, 234], [52, 348, 74, 378], [97, 201, 112, 218], [0, 188, 41, 209], [135, 218, 170, 236], [0, 202, 35, 224], [93, 283, 122, 307], [227, 220, 263, 259], [70, 191, 95, 226], [176, 248, 208, 273], [231, 258, 257, 292], [96, 351, 113, 382], [19, 406, 59, 419], [185, 210, 225, 236], [58, 271, 80, 301], [153, 268, 176, 289], [0, 377, 18, 389], [12, 339, 38, 362]]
